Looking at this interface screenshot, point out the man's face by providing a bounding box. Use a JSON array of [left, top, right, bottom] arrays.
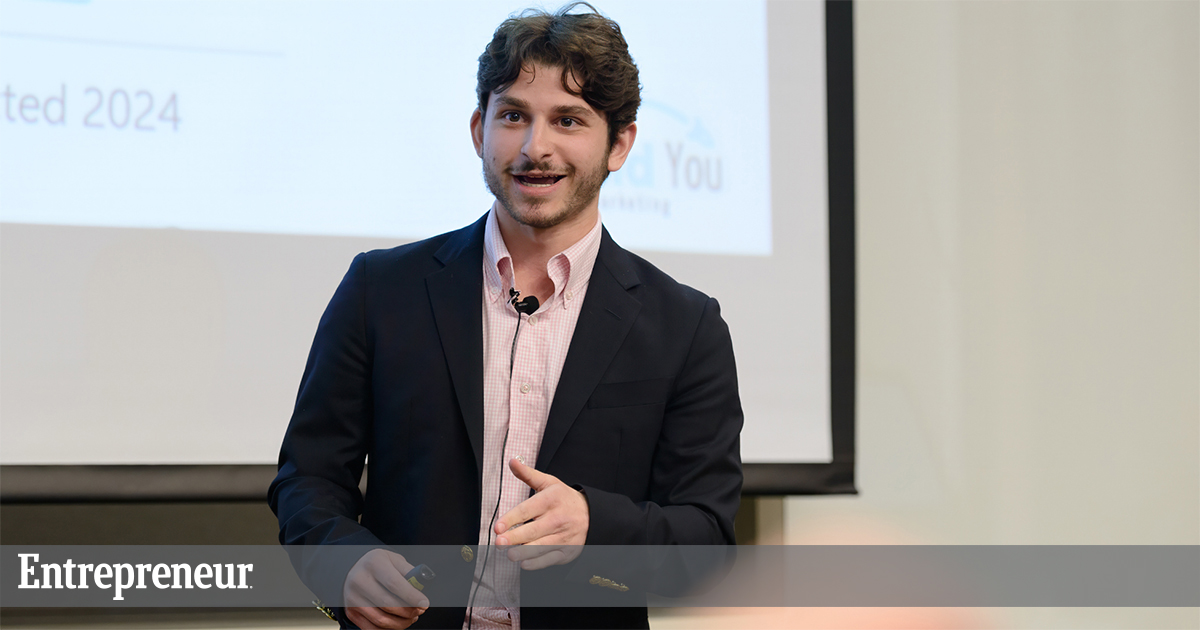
[[471, 64, 636, 231]]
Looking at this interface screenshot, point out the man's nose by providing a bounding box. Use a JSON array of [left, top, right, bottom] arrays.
[[521, 123, 553, 162]]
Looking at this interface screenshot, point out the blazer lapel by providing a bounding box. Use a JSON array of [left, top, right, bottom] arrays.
[[426, 215, 487, 475], [536, 229, 642, 471]]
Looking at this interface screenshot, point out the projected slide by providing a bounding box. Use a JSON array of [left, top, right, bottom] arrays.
[[0, 0, 770, 255]]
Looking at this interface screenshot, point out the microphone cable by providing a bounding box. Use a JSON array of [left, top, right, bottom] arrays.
[[466, 288, 538, 629]]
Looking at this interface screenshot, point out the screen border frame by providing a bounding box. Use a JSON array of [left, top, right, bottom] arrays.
[[742, 0, 857, 495]]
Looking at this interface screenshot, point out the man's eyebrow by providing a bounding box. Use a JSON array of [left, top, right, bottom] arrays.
[[493, 95, 530, 110], [553, 104, 597, 119]]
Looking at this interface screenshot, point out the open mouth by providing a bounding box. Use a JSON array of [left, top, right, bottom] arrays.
[[515, 174, 566, 188]]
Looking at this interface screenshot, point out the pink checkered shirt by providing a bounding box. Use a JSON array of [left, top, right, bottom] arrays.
[[465, 208, 603, 630]]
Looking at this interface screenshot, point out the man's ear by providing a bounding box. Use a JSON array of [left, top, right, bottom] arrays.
[[606, 122, 638, 172], [470, 108, 484, 157]]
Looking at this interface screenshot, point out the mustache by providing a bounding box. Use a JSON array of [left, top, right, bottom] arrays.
[[506, 160, 572, 175]]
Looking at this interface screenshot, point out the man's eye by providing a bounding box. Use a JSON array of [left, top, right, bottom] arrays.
[[503, 112, 522, 122], [560, 117, 576, 128]]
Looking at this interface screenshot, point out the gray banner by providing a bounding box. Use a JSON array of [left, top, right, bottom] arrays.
[[2, 545, 1196, 607]]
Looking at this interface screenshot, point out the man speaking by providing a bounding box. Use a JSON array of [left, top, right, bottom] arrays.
[[269, 3, 743, 628]]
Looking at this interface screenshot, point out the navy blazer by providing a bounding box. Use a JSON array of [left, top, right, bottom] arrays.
[[269, 214, 743, 629]]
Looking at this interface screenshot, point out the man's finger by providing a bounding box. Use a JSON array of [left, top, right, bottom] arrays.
[[384, 553, 417, 579], [509, 457, 555, 492], [355, 579, 406, 609], [518, 548, 569, 571], [379, 606, 424, 620], [506, 543, 563, 563], [498, 513, 555, 545], [346, 608, 382, 630], [348, 606, 415, 630], [496, 491, 551, 537], [499, 517, 556, 547], [357, 603, 419, 629], [373, 562, 430, 608], [379, 578, 430, 609]]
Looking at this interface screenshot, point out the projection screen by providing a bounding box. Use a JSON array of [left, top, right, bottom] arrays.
[[0, 0, 854, 495]]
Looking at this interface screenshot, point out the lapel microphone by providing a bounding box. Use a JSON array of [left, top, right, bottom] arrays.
[[509, 287, 539, 315]]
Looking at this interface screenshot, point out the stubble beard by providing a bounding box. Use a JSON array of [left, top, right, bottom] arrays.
[[483, 156, 609, 230]]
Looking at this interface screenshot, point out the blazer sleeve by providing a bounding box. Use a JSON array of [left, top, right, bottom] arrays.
[[268, 254, 385, 595], [579, 296, 744, 547]]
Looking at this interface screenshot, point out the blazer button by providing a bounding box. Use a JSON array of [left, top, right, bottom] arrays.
[[461, 546, 474, 562]]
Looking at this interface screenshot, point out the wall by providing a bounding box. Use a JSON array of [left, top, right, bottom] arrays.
[[783, 2, 1197, 628]]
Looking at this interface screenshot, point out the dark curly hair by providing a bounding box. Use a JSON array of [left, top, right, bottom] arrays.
[[476, 2, 641, 149]]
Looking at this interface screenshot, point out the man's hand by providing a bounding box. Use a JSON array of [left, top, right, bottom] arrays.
[[495, 458, 590, 570], [342, 548, 429, 629]]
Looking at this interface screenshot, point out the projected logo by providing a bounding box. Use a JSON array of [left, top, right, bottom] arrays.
[[599, 98, 770, 256], [602, 100, 723, 217]]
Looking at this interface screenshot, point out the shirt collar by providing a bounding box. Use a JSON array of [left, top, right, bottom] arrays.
[[482, 206, 603, 309]]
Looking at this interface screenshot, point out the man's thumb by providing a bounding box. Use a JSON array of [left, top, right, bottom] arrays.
[[509, 457, 545, 488]]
